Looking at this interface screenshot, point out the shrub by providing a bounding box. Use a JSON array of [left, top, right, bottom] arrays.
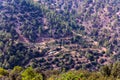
[[0, 68, 8, 76]]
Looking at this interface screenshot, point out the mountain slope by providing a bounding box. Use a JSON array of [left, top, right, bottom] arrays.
[[0, 0, 119, 71]]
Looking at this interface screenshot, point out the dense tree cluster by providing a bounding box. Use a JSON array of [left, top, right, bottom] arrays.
[[0, 62, 120, 80]]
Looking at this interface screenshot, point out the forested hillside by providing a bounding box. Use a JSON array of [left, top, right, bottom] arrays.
[[0, 0, 120, 73]]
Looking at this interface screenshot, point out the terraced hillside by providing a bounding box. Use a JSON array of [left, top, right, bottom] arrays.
[[0, 0, 119, 71]]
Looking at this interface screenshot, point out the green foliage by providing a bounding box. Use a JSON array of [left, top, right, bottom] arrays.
[[111, 62, 120, 78], [12, 66, 23, 73], [48, 62, 120, 80], [9, 66, 23, 80], [21, 67, 43, 80], [57, 71, 83, 80], [0, 63, 120, 80], [100, 62, 120, 78], [32, 74, 43, 80], [100, 65, 111, 77], [0, 68, 8, 76]]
